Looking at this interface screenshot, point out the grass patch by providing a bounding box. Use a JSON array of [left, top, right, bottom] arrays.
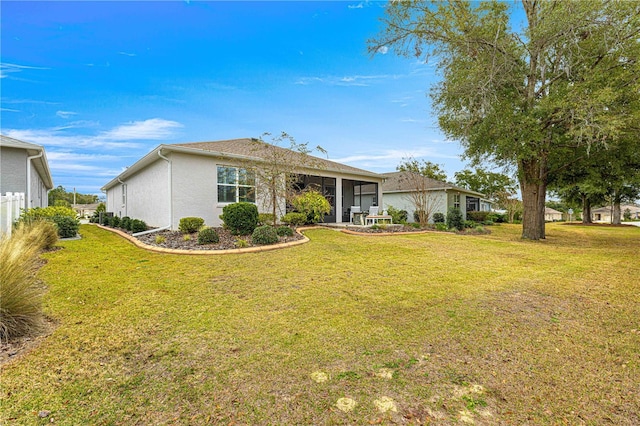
[[1, 224, 639, 424]]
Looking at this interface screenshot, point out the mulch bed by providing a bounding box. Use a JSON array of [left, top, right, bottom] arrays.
[[344, 224, 427, 234], [135, 227, 304, 250]]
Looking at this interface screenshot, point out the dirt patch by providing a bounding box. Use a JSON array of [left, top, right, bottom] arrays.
[[134, 227, 304, 250]]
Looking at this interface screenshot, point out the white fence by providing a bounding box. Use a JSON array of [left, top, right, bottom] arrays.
[[0, 192, 26, 237]]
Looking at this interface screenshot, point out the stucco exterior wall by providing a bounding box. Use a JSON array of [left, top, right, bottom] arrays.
[[382, 191, 448, 223], [107, 158, 170, 227], [29, 162, 48, 208], [0, 147, 27, 194]]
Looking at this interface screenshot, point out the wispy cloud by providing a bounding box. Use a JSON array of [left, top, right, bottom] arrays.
[[296, 74, 394, 87], [0, 107, 21, 112], [0, 62, 50, 79], [3, 118, 183, 150], [377, 46, 389, 54], [333, 147, 459, 170], [117, 51, 137, 57], [56, 110, 78, 119], [1, 98, 59, 105], [100, 118, 183, 140]]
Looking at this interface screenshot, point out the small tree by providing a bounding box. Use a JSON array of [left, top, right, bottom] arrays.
[[291, 190, 330, 224], [396, 168, 444, 226]]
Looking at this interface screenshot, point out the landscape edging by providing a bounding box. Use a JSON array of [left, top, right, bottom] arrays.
[[95, 224, 310, 255]]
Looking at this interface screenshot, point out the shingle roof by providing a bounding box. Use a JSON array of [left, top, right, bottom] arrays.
[[381, 171, 485, 197], [172, 138, 381, 177], [545, 207, 562, 215], [0, 134, 44, 152]]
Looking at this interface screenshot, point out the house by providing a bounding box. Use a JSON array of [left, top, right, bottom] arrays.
[[544, 207, 563, 222], [72, 203, 100, 219], [101, 138, 385, 229], [0, 135, 53, 209], [381, 171, 491, 222], [592, 204, 640, 222]]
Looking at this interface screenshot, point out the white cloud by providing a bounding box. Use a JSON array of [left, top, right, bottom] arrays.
[[0, 107, 21, 112], [377, 46, 389, 55], [99, 118, 183, 140], [56, 110, 78, 119], [348, 3, 364, 9], [0, 62, 49, 79], [333, 147, 458, 169], [117, 51, 137, 57], [296, 74, 394, 87]]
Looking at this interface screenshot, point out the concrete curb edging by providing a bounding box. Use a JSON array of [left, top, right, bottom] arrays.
[[340, 228, 433, 236], [96, 224, 311, 255]]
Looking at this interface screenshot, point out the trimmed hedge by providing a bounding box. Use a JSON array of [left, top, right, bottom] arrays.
[[276, 225, 294, 237], [130, 219, 148, 233], [221, 202, 259, 235], [197, 227, 220, 244], [252, 225, 278, 245], [179, 217, 205, 234], [281, 212, 307, 226]]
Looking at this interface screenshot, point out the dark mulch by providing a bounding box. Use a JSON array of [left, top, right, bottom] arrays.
[[135, 227, 304, 250], [345, 224, 428, 234]]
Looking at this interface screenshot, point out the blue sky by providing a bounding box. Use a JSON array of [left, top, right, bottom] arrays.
[[2, 1, 475, 196]]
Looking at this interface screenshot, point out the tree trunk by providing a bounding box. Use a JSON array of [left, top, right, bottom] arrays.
[[582, 196, 592, 224], [519, 158, 547, 240], [612, 198, 622, 225]]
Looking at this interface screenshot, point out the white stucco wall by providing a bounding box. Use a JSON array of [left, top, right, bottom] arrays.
[[0, 147, 27, 194], [383, 191, 448, 223], [28, 162, 48, 208], [107, 158, 170, 227]]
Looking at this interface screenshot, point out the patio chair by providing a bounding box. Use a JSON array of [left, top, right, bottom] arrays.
[[369, 206, 379, 216], [350, 206, 361, 223]]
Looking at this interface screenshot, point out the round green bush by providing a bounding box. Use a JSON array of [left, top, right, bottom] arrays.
[[276, 225, 294, 237], [221, 202, 259, 235], [110, 215, 121, 228], [432, 212, 445, 223], [252, 225, 278, 245], [120, 216, 131, 231], [446, 207, 464, 231], [281, 212, 307, 226], [52, 215, 80, 238], [130, 219, 148, 233], [179, 217, 205, 234], [197, 227, 219, 244], [258, 213, 276, 226]]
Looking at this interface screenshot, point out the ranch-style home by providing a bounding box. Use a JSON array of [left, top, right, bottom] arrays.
[[101, 138, 385, 230], [0, 135, 53, 209], [381, 171, 491, 223], [592, 204, 640, 222]]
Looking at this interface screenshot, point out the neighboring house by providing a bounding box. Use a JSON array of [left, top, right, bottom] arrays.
[[592, 204, 640, 222], [0, 135, 53, 209], [544, 207, 563, 222], [381, 171, 491, 222], [101, 138, 384, 229], [73, 203, 100, 219]]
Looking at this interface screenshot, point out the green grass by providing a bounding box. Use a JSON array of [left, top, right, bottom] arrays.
[[1, 223, 639, 424]]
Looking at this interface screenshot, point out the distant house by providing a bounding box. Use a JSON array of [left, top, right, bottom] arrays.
[[0, 135, 53, 209], [592, 204, 640, 222], [381, 171, 491, 222], [101, 138, 384, 229], [544, 207, 563, 222], [72, 203, 100, 219]]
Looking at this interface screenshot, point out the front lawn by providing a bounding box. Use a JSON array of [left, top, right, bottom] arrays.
[[1, 224, 639, 424]]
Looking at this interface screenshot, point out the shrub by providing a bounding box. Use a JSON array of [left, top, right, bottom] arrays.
[[467, 211, 490, 222], [183, 234, 191, 241], [276, 225, 294, 237], [52, 215, 80, 238], [221, 202, 259, 235], [155, 235, 166, 244], [235, 238, 249, 248], [252, 225, 278, 245], [179, 217, 205, 234], [435, 223, 448, 231], [413, 210, 425, 223], [386, 206, 408, 224], [110, 215, 121, 228], [0, 225, 45, 340], [281, 212, 307, 226], [120, 216, 132, 231], [446, 207, 464, 231], [432, 212, 445, 223], [410, 222, 421, 229], [198, 227, 219, 244], [20, 206, 77, 223], [258, 213, 276, 226], [130, 219, 148, 234], [291, 190, 331, 224], [464, 220, 476, 229]]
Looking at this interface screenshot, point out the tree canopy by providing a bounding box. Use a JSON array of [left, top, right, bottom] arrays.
[[48, 185, 99, 206], [371, 0, 640, 239], [454, 168, 516, 201], [397, 158, 448, 182]]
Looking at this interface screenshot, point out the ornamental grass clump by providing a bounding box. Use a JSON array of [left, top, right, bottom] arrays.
[[0, 223, 47, 340]]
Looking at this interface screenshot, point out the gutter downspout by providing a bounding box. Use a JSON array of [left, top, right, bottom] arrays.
[[26, 150, 44, 209], [157, 149, 173, 230]]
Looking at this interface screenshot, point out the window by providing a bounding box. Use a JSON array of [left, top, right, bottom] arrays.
[[453, 194, 460, 209], [217, 166, 255, 203], [121, 184, 127, 206]]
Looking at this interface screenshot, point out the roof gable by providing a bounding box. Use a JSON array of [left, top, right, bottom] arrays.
[[381, 171, 486, 198]]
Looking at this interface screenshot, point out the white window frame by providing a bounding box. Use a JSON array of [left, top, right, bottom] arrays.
[[453, 194, 460, 209], [121, 184, 127, 207], [217, 166, 255, 204]]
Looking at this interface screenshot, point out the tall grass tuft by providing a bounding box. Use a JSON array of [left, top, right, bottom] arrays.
[[0, 222, 52, 340]]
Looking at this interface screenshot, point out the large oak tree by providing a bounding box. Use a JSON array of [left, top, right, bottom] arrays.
[[370, 0, 640, 239]]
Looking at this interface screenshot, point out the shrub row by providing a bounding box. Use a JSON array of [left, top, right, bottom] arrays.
[[19, 206, 79, 238], [102, 215, 148, 233]]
